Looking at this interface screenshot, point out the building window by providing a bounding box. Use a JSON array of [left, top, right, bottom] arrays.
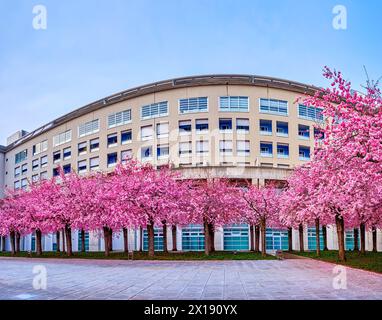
[[307, 227, 324, 250], [196, 140, 209, 154], [107, 152, 118, 167], [276, 121, 289, 137], [141, 146, 152, 160], [121, 130, 132, 144], [32, 159, 39, 171], [179, 97, 208, 114], [179, 120, 192, 135], [40, 155, 48, 168], [40, 171, 48, 181], [53, 151, 61, 163], [277, 144, 289, 159], [90, 157, 100, 171], [266, 228, 289, 250], [182, 224, 205, 251], [142, 228, 164, 251], [219, 140, 233, 155], [154, 123, 168, 139], [314, 127, 325, 140], [157, 144, 169, 159], [53, 167, 60, 177], [260, 142, 273, 157], [121, 150, 132, 164], [298, 104, 324, 121], [236, 118, 249, 133], [260, 119, 272, 135], [237, 140, 250, 156], [345, 230, 360, 251], [63, 164, 71, 174], [141, 125, 153, 141], [223, 224, 249, 251], [14, 180, 20, 190], [90, 138, 100, 152], [32, 174, 39, 183], [15, 149, 28, 164], [21, 179, 27, 190], [32, 140, 48, 156], [220, 96, 249, 112], [299, 146, 310, 161], [78, 231, 90, 251], [53, 130, 72, 147], [78, 119, 100, 138], [179, 142, 192, 156], [195, 119, 209, 133], [14, 167, 21, 178], [78, 142, 87, 155], [219, 118, 232, 132], [298, 124, 310, 139], [107, 133, 118, 147], [63, 147, 71, 160], [260, 98, 288, 116], [141, 101, 168, 119], [78, 160, 87, 173], [21, 164, 28, 175], [108, 109, 131, 128]]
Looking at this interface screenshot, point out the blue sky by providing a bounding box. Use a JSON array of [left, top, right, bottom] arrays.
[[0, 0, 381, 144]]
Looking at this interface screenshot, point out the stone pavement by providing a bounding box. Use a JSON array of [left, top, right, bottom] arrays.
[[0, 257, 381, 300]]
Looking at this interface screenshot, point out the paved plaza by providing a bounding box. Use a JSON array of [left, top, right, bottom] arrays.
[[0, 257, 381, 300]]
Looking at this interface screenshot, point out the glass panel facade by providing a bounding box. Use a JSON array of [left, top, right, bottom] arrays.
[[78, 231, 90, 251], [266, 228, 288, 250], [345, 229, 360, 251], [143, 228, 164, 251], [182, 224, 205, 251], [224, 224, 249, 251], [307, 227, 324, 250]]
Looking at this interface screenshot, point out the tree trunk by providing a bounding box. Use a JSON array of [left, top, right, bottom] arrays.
[[254, 225, 260, 252], [123, 228, 128, 253], [322, 225, 328, 251], [62, 228, 66, 253], [353, 228, 359, 252], [103, 227, 110, 257], [298, 224, 304, 252], [360, 223, 366, 255], [15, 232, 21, 253], [80, 229, 86, 252], [171, 225, 177, 251], [10, 231, 15, 255], [56, 231, 61, 252], [249, 224, 255, 251], [208, 223, 215, 252], [203, 220, 210, 256], [315, 218, 321, 256], [335, 214, 346, 262], [35, 229, 42, 256], [372, 226, 377, 253], [162, 222, 168, 253], [147, 223, 155, 257], [288, 227, 293, 252], [1, 236, 6, 252], [65, 225, 72, 257], [260, 218, 266, 257], [139, 226, 143, 252], [108, 229, 113, 252]]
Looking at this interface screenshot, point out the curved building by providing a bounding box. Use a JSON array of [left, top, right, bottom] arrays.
[[0, 74, 380, 253]]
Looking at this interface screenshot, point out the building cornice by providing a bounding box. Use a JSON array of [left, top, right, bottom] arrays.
[[4, 74, 320, 152]]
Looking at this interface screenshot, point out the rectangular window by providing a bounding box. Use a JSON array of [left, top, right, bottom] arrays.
[[107, 152, 118, 167], [141, 125, 153, 140], [260, 119, 272, 135], [121, 130, 132, 144], [14, 180, 21, 190], [237, 140, 250, 156], [182, 224, 205, 251], [15, 149, 28, 164], [298, 124, 310, 139], [260, 98, 288, 116], [63, 147, 71, 160], [299, 146, 310, 161], [141, 146, 152, 159], [32, 174, 39, 183], [260, 142, 273, 157], [14, 167, 21, 178], [236, 118, 249, 133], [298, 104, 324, 121], [63, 164, 71, 174], [223, 224, 249, 251], [78, 160, 87, 173], [196, 140, 209, 154], [33, 140, 48, 156], [53, 130, 72, 147], [121, 150, 132, 164], [78, 142, 87, 155], [40, 171, 48, 181], [53, 151, 61, 163], [179, 120, 192, 134], [156, 123, 169, 138], [179, 97, 208, 114], [141, 101, 168, 119], [157, 144, 169, 158], [179, 141, 192, 156], [195, 119, 209, 133], [90, 157, 100, 171], [32, 159, 39, 171], [107, 133, 118, 147], [90, 138, 100, 152], [219, 118, 232, 132], [220, 96, 249, 112], [107, 109, 131, 128], [53, 167, 60, 177], [277, 143, 289, 159], [40, 155, 48, 168], [219, 140, 233, 155], [276, 121, 289, 137], [21, 179, 28, 190], [78, 119, 100, 138], [21, 164, 28, 175]]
